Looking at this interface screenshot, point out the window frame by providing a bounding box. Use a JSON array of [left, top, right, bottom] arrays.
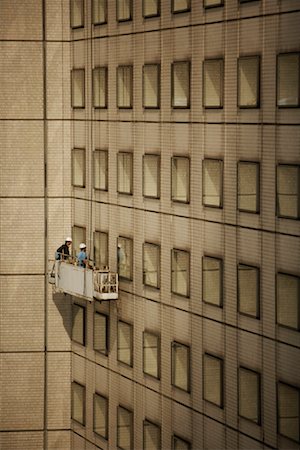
[[171, 0, 191, 14], [237, 263, 260, 319], [70, 0, 84, 29], [202, 255, 223, 308], [71, 148, 86, 188], [93, 392, 109, 439], [71, 381, 86, 426], [237, 161, 260, 214], [143, 330, 160, 379], [92, 66, 108, 109], [171, 61, 191, 109], [238, 366, 261, 425], [116, 0, 133, 23], [143, 63, 160, 109], [93, 149, 108, 191], [94, 230, 109, 268], [71, 68, 85, 109], [171, 156, 190, 204], [117, 320, 133, 367], [202, 58, 224, 109], [72, 225, 86, 258], [237, 55, 260, 109], [117, 236, 133, 281], [143, 419, 161, 450], [203, 352, 224, 408], [276, 164, 300, 220], [93, 311, 109, 355], [72, 303, 86, 346], [276, 272, 300, 331], [117, 65, 133, 109], [171, 248, 190, 298], [171, 341, 191, 393], [143, 242, 160, 289], [143, 0, 160, 18], [277, 381, 300, 443], [143, 153, 161, 199], [277, 52, 300, 108], [117, 152, 133, 195], [117, 405, 134, 450], [203, 0, 224, 9], [173, 435, 191, 450], [92, 0, 107, 25], [202, 158, 223, 208]]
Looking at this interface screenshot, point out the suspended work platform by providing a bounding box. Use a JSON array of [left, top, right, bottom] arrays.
[[49, 260, 118, 302]]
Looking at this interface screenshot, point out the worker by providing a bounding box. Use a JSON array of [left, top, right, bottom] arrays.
[[55, 237, 72, 260], [77, 243, 88, 268]]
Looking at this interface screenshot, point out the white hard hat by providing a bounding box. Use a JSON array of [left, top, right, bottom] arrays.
[[79, 243, 86, 249], [65, 237, 72, 242]]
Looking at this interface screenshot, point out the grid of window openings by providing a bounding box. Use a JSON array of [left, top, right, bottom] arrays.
[[68, 2, 300, 449], [71, 55, 300, 110], [71, 302, 300, 443], [70, 0, 270, 28]]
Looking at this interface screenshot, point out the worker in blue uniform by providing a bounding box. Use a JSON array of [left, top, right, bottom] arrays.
[[77, 243, 88, 268]]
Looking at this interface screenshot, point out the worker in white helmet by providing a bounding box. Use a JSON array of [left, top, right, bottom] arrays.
[[77, 243, 88, 268], [55, 237, 72, 260]]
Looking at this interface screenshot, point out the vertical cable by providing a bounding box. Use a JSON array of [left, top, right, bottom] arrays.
[[42, 0, 48, 448]]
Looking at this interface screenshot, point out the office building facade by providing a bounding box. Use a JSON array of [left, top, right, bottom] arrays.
[[0, 0, 299, 449]]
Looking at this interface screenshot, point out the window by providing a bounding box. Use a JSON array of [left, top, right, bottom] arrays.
[[93, 67, 107, 108], [117, 0, 132, 21], [118, 406, 133, 450], [238, 162, 260, 213], [72, 148, 85, 188], [277, 273, 300, 330], [118, 152, 133, 194], [117, 66, 133, 108], [202, 159, 223, 208], [118, 237, 133, 280], [94, 150, 108, 191], [172, 0, 190, 14], [143, 154, 160, 199], [143, 243, 160, 288], [144, 420, 161, 450], [70, 0, 84, 28], [202, 256, 222, 307], [238, 56, 260, 108], [117, 321, 133, 366], [143, 331, 160, 378], [278, 382, 300, 443], [72, 225, 86, 257], [203, 59, 223, 108], [171, 249, 190, 297], [72, 304, 85, 346], [71, 69, 85, 108], [72, 382, 85, 425], [94, 393, 108, 439], [239, 368, 261, 424], [238, 264, 260, 318], [143, 64, 160, 109], [171, 342, 190, 392], [172, 62, 190, 108], [171, 156, 190, 203], [173, 435, 191, 450], [277, 53, 300, 107], [203, 354, 223, 407], [94, 312, 109, 355], [94, 231, 108, 269], [277, 165, 300, 219], [204, 0, 224, 7], [93, 0, 107, 25], [143, 0, 160, 18]]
